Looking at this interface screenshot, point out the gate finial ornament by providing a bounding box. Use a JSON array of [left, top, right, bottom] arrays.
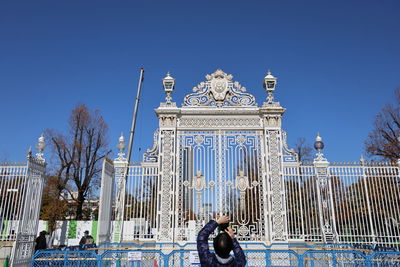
[[314, 133, 327, 162], [116, 133, 126, 161], [35, 133, 46, 162]]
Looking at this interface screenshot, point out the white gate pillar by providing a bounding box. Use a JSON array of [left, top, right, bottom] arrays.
[[313, 134, 338, 243], [113, 136, 129, 242], [260, 71, 289, 243], [155, 102, 180, 242], [261, 102, 288, 242]]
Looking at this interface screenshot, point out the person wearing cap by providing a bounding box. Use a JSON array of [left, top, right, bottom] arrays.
[[79, 230, 94, 247]]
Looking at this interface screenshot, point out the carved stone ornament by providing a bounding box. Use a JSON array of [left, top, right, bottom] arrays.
[[210, 74, 229, 102], [159, 115, 176, 127], [264, 115, 281, 127], [183, 69, 256, 107]]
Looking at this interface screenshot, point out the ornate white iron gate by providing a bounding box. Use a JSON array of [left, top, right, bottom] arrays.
[[153, 69, 289, 242], [175, 130, 266, 241], [104, 70, 290, 243]]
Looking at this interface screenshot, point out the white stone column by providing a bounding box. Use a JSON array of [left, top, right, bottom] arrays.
[[155, 103, 180, 241], [260, 103, 288, 242], [113, 157, 128, 242]]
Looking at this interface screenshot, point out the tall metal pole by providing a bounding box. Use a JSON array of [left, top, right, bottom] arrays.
[[127, 68, 145, 164], [116, 68, 144, 243]]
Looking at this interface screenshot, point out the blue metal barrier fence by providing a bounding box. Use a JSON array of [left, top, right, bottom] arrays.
[[33, 248, 400, 266]]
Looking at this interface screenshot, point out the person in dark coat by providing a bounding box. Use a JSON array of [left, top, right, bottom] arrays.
[[35, 231, 47, 251], [79, 230, 94, 247], [197, 216, 246, 266]]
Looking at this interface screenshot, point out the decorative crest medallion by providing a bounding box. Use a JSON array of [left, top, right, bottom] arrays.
[[183, 69, 256, 107]]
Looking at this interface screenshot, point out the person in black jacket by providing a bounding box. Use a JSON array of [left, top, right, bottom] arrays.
[[35, 231, 47, 251], [79, 230, 94, 247], [197, 216, 246, 266]]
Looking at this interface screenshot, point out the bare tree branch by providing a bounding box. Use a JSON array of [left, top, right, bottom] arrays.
[[365, 88, 400, 161], [294, 137, 313, 163]]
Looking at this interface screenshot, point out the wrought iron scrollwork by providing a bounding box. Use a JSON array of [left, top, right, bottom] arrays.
[[143, 129, 159, 163], [282, 131, 298, 163], [183, 69, 256, 107]]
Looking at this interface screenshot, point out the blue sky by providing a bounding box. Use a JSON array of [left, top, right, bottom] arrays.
[[0, 0, 399, 163]]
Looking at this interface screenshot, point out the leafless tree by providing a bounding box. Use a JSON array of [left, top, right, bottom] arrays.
[[46, 104, 111, 219], [365, 88, 400, 161], [294, 137, 313, 163]]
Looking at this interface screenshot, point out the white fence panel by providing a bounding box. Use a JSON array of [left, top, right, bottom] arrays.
[[284, 161, 400, 246], [97, 158, 114, 244]]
